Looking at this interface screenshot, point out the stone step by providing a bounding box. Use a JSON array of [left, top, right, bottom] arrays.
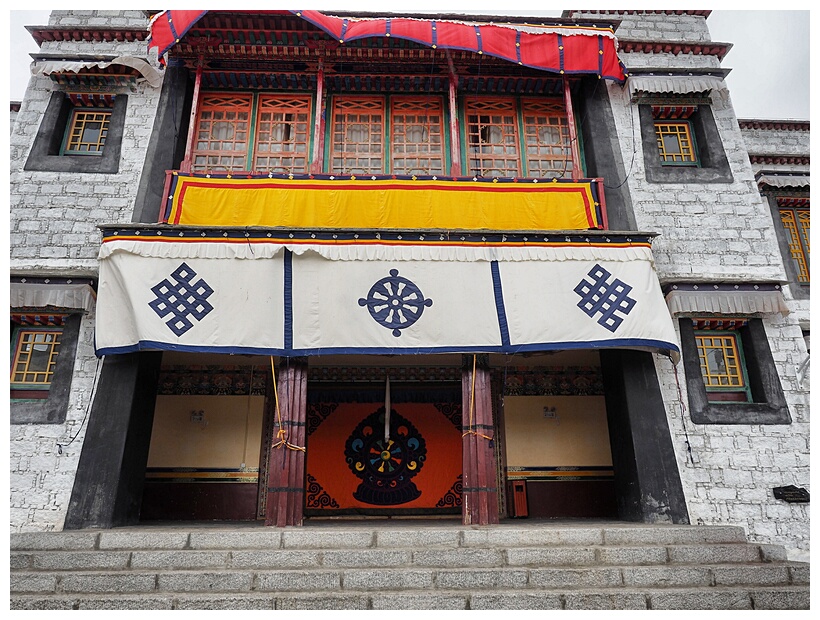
[[10, 542, 789, 572], [9, 524, 810, 610], [10, 585, 811, 611], [10, 524, 752, 552], [10, 561, 809, 594]]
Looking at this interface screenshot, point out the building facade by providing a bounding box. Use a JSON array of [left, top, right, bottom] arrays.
[[9, 10, 809, 561]]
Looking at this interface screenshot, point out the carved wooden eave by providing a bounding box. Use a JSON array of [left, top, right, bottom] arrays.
[[618, 39, 731, 60], [26, 26, 148, 46], [749, 154, 810, 167], [739, 119, 810, 131], [564, 10, 711, 18]]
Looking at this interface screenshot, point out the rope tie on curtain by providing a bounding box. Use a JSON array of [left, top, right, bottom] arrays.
[[270, 356, 306, 452], [463, 353, 493, 441]]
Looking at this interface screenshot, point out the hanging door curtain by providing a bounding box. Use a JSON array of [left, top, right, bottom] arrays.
[[95, 230, 680, 360], [306, 399, 463, 515], [147, 11, 626, 82], [163, 174, 602, 231]]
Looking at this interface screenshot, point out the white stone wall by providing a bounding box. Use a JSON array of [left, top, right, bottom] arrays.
[[570, 10, 712, 42], [48, 9, 148, 28], [600, 11, 810, 560], [10, 33, 162, 274], [654, 315, 810, 561], [9, 312, 98, 532], [9, 10, 162, 531], [740, 126, 810, 156]]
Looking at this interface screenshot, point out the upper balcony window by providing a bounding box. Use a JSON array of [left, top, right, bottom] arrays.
[[329, 95, 445, 176], [192, 93, 311, 174], [465, 97, 573, 178]]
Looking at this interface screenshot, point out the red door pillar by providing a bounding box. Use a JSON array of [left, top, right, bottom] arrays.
[[461, 354, 500, 525], [265, 357, 308, 527]]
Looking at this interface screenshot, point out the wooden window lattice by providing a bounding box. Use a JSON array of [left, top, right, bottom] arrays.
[[253, 95, 311, 174], [11, 328, 62, 387], [466, 99, 520, 178], [522, 99, 572, 178], [192, 94, 253, 173], [780, 207, 810, 283], [654, 121, 697, 164], [390, 97, 445, 176], [65, 109, 110, 154], [695, 332, 745, 390], [331, 97, 385, 175]]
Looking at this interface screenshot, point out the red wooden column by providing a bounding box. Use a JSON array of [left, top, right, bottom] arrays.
[[445, 51, 462, 176], [265, 357, 308, 527], [180, 57, 204, 173], [461, 354, 499, 525], [310, 56, 326, 174], [562, 75, 582, 181]]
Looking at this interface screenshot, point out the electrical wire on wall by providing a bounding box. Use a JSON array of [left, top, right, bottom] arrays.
[[56, 355, 103, 456], [571, 76, 638, 191], [670, 357, 695, 466], [241, 365, 254, 471]]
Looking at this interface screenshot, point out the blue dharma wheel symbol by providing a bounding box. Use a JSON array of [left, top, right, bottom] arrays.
[[358, 269, 433, 337]]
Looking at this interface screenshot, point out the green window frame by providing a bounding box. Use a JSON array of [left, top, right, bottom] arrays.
[[191, 92, 313, 174], [461, 96, 575, 179], [326, 94, 449, 176]]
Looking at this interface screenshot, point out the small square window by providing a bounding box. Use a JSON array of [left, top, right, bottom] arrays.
[[654, 121, 698, 165], [63, 109, 111, 155], [10, 325, 63, 400], [694, 329, 752, 402]]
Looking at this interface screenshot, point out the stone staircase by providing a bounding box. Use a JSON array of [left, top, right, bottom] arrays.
[[10, 521, 809, 610]]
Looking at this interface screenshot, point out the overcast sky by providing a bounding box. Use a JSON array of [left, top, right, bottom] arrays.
[[5, 9, 811, 121]]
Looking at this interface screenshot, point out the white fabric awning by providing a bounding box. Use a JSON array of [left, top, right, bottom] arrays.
[[31, 56, 162, 88], [665, 289, 790, 316], [10, 282, 96, 313], [95, 237, 680, 361], [757, 174, 810, 189], [628, 75, 726, 99]]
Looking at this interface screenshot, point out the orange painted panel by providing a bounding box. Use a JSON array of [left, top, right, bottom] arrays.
[[306, 402, 462, 511]]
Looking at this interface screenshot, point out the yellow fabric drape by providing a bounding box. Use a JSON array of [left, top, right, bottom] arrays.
[[167, 176, 599, 231]]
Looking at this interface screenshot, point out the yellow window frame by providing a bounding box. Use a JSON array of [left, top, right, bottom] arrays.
[[780, 207, 810, 283], [654, 121, 698, 165], [694, 329, 752, 402], [10, 327, 63, 391], [63, 108, 111, 155]]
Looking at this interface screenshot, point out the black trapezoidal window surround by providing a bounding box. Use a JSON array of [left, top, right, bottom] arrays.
[[24, 91, 127, 174], [10, 313, 82, 425], [639, 103, 732, 184], [679, 317, 790, 425]]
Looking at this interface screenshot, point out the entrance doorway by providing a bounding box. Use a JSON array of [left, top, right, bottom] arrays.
[[139, 352, 269, 521], [492, 350, 618, 519]]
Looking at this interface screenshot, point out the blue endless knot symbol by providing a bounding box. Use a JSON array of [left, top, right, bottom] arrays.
[[149, 262, 214, 336], [358, 269, 433, 337], [573, 264, 636, 333]]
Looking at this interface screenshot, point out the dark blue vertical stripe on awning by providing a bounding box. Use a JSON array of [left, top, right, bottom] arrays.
[[490, 261, 511, 347], [284, 249, 293, 350]]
